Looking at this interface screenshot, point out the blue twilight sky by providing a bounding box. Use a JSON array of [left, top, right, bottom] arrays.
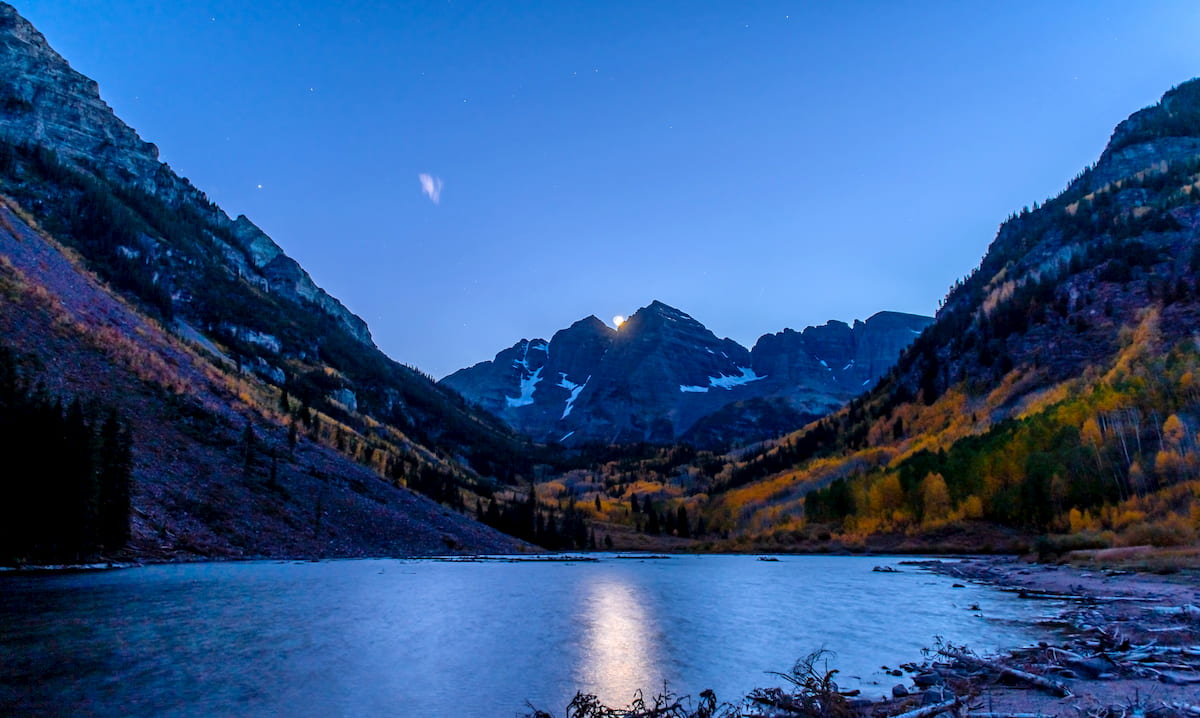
[[13, 1, 1200, 378]]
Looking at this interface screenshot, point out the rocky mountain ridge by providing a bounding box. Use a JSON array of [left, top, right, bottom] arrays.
[[442, 300, 931, 446], [0, 3, 370, 345]]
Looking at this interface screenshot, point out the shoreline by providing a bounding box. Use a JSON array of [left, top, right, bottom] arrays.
[[882, 556, 1200, 716]]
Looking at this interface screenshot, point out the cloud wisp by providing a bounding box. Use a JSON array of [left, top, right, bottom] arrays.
[[418, 173, 443, 204]]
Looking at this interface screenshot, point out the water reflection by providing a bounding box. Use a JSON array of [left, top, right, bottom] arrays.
[[577, 575, 662, 705], [0, 556, 1055, 717]]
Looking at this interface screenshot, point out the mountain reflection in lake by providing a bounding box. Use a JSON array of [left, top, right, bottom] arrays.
[[0, 555, 1057, 717]]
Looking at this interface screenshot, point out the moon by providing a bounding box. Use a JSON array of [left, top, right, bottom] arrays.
[[613, 315, 625, 328]]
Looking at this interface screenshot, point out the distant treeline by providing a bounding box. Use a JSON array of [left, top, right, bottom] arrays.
[[0, 347, 133, 563], [475, 488, 603, 551]]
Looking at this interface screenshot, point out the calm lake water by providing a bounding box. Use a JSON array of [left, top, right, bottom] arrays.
[[0, 554, 1058, 717]]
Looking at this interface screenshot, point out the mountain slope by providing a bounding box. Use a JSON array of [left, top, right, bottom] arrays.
[[443, 301, 930, 446], [0, 199, 526, 558], [0, 3, 535, 559], [696, 78, 1200, 549]]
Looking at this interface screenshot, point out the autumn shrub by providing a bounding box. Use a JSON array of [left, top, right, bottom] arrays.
[[1034, 530, 1111, 560], [1116, 514, 1196, 547]]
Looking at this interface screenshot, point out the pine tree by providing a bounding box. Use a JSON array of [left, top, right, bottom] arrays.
[[646, 508, 660, 535], [676, 505, 690, 538], [241, 419, 256, 477], [96, 411, 132, 551]]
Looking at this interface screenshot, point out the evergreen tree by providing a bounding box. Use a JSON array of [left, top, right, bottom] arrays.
[[96, 411, 132, 551], [676, 505, 690, 538], [241, 420, 256, 477]]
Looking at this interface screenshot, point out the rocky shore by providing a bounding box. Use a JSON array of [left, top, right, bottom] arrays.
[[888, 555, 1200, 717]]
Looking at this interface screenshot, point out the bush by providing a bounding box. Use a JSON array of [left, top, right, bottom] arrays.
[[1117, 515, 1195, 548], [1033, 531, 1111, 560]]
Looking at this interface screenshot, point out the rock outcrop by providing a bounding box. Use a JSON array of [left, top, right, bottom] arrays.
[[0, 3, 371, 346]]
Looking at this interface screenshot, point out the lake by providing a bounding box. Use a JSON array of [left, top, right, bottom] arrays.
[[0, 554, 1059, 717]]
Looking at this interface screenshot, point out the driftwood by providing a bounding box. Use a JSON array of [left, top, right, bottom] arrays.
[[1045, 647, 1086, 661], [1156, 670, 1200, 685], [938, 649, 1072, 697], [888, 698, 960, 718], [966, 714, 1051, 718], [1009, 589, 1161, 603], [1148, 604, 1200, 618]]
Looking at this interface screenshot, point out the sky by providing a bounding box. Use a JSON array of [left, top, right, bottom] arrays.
[[14, 1, 1200, 378]]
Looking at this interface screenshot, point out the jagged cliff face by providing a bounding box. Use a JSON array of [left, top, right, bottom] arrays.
[[0, 7, 160, 188], [442, 301, 931, 446], [0, 3, 370, 346], [750, 312, 931, 410]]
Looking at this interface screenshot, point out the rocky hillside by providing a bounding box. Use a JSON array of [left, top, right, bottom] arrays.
[[694, 78, 1200, 549], [442, 300, 930, 447], [0, 3, 534, 560]]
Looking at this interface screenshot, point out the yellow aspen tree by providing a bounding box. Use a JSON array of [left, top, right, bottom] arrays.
[[1162, 414, 1187, 450], [920, 472, 951, 526]]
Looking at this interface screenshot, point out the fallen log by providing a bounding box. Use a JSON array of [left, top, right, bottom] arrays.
[[1148, 604, 1200, 618], [888, 697, 960, 718], [1045, 647, 1086, 661], [938, 649, 1072, 697], [1158, 670, 1200, 686], [1008, 589, 1161, 603]]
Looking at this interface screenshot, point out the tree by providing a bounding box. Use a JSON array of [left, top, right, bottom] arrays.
[[868, 474, 905, 523], [241, 419, 256, 477], [646, 507, 660, 535], [676, 505, 691, 538], [96, 411, 132, 551], [919, 472, 950, 527]]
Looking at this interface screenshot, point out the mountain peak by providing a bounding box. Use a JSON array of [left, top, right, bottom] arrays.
[[626, 300, 702, 331], [644, 299, 686, 315], [569, 315, 613, 332]]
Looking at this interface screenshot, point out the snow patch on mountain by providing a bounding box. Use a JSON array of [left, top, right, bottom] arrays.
[[559, 373, 590, 419], [506, 366, 543, 408], [680, 367, 766, 393], [710, 367, 766, 389]]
